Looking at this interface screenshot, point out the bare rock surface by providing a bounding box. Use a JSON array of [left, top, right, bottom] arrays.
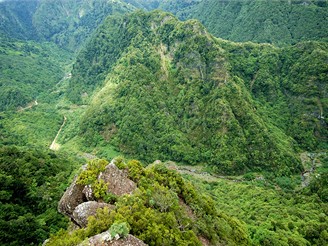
[[83, 184, 95, 201], [81, 231, 147, 246], [73, 201, 115, 227], [58, 176, 85, 218], [58, 162, 137, 228], [98, 163, 136, 196]]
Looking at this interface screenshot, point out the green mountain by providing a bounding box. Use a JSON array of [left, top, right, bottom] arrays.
[[33, 0, 134, 51], [124, 0, 201, 13], [46, 158, 250, 246], [178, 0, 328, 45], [67, 11, 326, 175], [0, 37, 71, 111], [0, 0, 134, 51], [0, 0, 39, 41], [0, 146, 78, 245]]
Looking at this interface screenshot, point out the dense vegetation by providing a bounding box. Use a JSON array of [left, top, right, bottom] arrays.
[[0, 1, 326, 245], [186, 171, 328, 245], [0, 146, 78, 246], [179, 0, 328, 45], [124, 0, 201, 13], [0, 0, 39, 41], [0, 37, 71, 111], [0, 0, 134, 51], [47, 158, 250, 246], [67, 11, 326, 174], [33, 0, 134, 51]]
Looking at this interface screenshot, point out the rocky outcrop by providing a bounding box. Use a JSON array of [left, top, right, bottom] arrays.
[[58, 177, 85, 218], [72, 201, 115, 227], [98, 163, 136, 196], [80, 231, 147, 246], [58, 161, 137, 228]]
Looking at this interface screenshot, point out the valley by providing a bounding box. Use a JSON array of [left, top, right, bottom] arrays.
[[0, 0, 327, 245]]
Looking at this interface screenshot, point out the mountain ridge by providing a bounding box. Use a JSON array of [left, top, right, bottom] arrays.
[[66, 10, 327, 174]]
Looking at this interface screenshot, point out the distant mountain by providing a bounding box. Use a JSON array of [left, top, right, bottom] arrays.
[[0, 0, 39, 41], [123, 0, 201, 13], [33, 0, 134, 51], [178, 0, 328, 45], [0, 0, 134, 51], [67, 11, 326, 174], [0, 38, 71, 111]]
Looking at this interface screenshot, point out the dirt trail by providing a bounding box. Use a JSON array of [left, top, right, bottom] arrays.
[[50, 116, 67, 151], [17, 100, 38, 112]]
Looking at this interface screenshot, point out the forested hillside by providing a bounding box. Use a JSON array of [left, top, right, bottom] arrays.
[[0, 0, 39, 41], [0, 0, 134, 51], [0, 146, 78, 245], [124, 0, 201, 13], [46, 158, 250, 245], [33, 0, 133, 51], [0, 1, 327, 246], [68, 11, 326, 174], [0, 38, 71, 111], [179, 0, 328, 45]]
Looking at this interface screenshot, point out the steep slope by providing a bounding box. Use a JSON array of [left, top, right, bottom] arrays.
[[46, 158, 250, 245], [179, 0, 328, 45], [124, 0, 201, 13], [0, 0, 39, 41], [33, 0, 134, 51], [67, 11, 325, 175], [0, 146, 78, 245], [0, 37, 71, 111]]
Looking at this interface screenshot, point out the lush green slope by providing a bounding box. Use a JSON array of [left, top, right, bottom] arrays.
[[0, 146, 78, 246], [47, 159, 250, 246], [186, 172, 328, 245], [0, 0, 39, 41], [0, 38, 72, 111], [124, 0, 201, 13], [33, 0, 134, 51], [179, 0, 328, 45], [65, 10, 326, 175], [220, 40, 328, 151]]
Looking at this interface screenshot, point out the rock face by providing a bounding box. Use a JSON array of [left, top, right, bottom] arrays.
[[58, 177, 85, 218], [72, 201, 115, 227], [81, 231, 147, 246], [58, 162, 136, 228], [99, 163, 136, 196]]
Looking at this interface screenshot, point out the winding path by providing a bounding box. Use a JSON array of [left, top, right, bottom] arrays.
[[50, 115, 67, 151]]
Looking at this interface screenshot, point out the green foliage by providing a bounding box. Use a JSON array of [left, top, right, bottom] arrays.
[[0, 104, 66, 148], [191, 176, 328, 245], [48, 160, 250, 245], [0, 38, 71, 111], [33, 0, 134, 51], [0, 146, 78, 245], [109, 221, 130, 238], [179, 0, 328, 45], [0, 0, 39, 41], [73, 11, 317, 175], [77, 159, 117, 201], [77, 159, 108, 186]]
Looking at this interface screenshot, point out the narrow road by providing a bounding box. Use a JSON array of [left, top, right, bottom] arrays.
[[17, 99, 38, 111], [50, 116, 67, 151]]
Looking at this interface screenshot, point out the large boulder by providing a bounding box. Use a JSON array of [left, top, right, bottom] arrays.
[[58, 162, 137, 227], [98, 163, 136, 196], [73, 201, 115, 227], [58, 176, 85, 218], [81, 231, 147, 246]]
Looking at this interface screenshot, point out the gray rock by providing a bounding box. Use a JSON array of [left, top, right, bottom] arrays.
[[81, 231, 147, 246], [58, 176, 85, 218], [83, 184, 95, 201], [98, 163, 136, 196], [73, 201, 115, 227]]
